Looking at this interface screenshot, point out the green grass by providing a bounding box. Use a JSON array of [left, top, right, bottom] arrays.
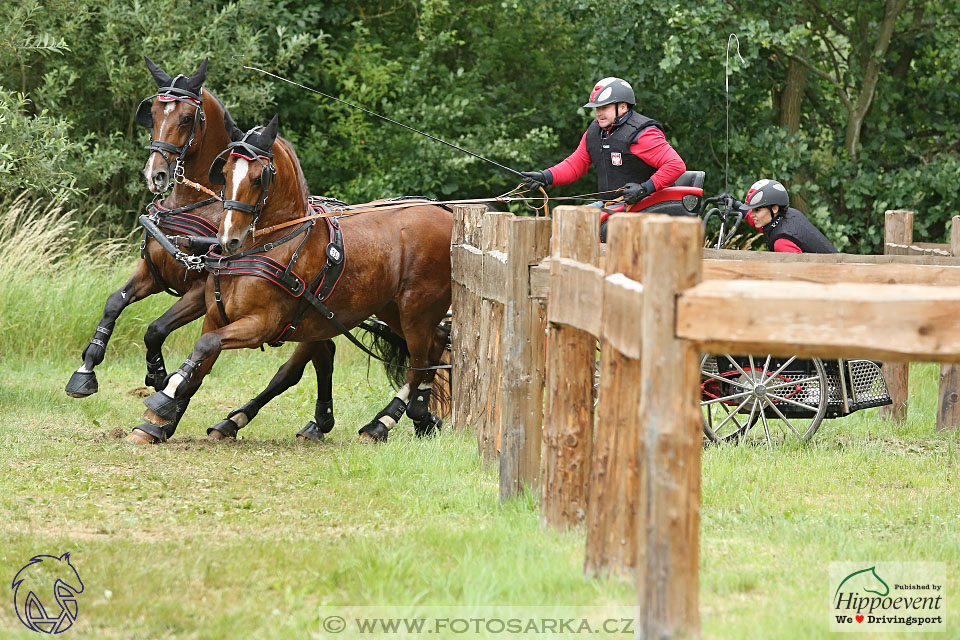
[[1, 251, 959, 638]]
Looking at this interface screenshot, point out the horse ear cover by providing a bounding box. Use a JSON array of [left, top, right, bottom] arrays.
[[135, 98, 154, 128]]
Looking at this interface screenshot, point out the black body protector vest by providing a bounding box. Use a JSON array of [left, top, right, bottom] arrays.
[[585, 110, 661, 200], [764, 207, 838, 254]]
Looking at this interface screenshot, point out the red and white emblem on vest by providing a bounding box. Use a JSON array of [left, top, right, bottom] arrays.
[[610, 152, 622, 166]]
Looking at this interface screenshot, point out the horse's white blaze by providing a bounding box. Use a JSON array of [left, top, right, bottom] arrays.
[[161, 372, 184, 398], [229, 157, 249, 201], [220, 210, 235, 244]]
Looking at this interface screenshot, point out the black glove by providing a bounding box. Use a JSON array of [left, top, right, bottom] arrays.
[[520, 170, 549, 190], [622, 182, 649, 205]]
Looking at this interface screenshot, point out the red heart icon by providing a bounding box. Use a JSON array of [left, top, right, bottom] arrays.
[[856, 615, 864, 623]]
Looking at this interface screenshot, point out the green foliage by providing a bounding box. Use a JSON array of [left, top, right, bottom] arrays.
[[0, 0, 957, 251]]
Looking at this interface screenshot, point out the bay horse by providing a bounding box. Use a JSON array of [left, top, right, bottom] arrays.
[[64, 57, 341, 440], [125, 116, 452, 444]]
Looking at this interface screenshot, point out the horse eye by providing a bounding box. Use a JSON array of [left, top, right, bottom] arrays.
[[251, 175, 262, 186], [179, 114, 194, 126]]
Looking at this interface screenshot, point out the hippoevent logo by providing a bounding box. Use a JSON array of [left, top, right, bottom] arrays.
[[830, 562, 945, 632], [11, 553, 84, 634]]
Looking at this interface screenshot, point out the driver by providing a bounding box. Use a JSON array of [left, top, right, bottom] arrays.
[[739, 179, 838, 253], [520, 77, 685, 209]]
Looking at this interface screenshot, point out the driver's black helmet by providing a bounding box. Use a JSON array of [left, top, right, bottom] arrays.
[[583, 77, 636, 108]]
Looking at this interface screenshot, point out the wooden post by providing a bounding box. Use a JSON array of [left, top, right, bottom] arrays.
[[478, 212, 511, 462], [584, 214, 644, 577], [450, 204, 486, 432], [636, 215, 703, 639], [879, 209, 913, 422], [937, 215, 960, 432], [541, 206, 600, 529], [500, 215, 551, 501]]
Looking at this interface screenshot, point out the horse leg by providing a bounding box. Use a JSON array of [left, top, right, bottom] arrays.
[[66, 262, 159, 398], [142, 281, 206, 391], [126, 315, 266, 444], [357, 309, 445, 442], [295, 340, 337, 442], [205, 340, 334, 441], [395, 311, 448, 438]]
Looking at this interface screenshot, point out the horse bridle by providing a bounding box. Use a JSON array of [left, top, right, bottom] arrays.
[[136, 79, 205, 186], [209, 134, 276, 234]]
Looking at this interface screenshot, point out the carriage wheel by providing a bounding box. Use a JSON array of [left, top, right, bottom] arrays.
[[701, 354, 828, 446]]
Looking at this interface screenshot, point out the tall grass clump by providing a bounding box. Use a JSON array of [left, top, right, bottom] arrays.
[[0, 192, 187, 361]]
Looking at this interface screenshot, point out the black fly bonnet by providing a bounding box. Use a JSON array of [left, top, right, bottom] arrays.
[[209, 125, 277, 222], [136, 58, 207, 181]]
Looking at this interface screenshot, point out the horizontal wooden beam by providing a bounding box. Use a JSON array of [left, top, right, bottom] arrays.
[[703, 259, 960, 286], [677, 280, 960, 363], [547, 258, 604, 336], [704, 247, 960, 266], [601, 273, 644, 359]]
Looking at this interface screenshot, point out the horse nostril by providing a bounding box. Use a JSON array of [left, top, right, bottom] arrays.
[[227, 239, 241, 254], [153, 171, 167, 190]]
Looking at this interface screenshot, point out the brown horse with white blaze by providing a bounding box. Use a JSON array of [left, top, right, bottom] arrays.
[[126, 116, 452, 444], [65, 58, 228, 401]]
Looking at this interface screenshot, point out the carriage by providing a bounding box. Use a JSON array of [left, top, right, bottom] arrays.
[[695, 194, 892, 445], [598, 181, 893, 445]]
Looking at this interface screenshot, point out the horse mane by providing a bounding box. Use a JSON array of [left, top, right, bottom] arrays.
[[273, 135, 311, 212], [202, 88, 236, 138]]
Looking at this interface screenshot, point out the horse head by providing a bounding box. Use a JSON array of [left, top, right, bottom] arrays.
[[12, 552, 85, 633], [138, 57, 211, 194], [213, 114, 289, 254]]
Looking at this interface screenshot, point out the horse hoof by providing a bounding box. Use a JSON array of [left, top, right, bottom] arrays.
[[144, 391, 178, 421], [142, 408, 169, 426], [207, 418, 239, 440], [65, 370, 98, 398], [125, 428, 158, 445], [296, 421, 325, 442], [358, 421, 389, 443], [414, 415, 442, 438]]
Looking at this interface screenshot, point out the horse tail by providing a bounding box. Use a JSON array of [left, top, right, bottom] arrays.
[[357, 319, 409, 389]]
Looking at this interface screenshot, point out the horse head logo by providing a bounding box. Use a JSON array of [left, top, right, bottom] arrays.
[[11, 552, 84, 634], [834, 565, 890, 604]]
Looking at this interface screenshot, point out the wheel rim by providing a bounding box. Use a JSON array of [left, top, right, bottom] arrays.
[[701, 354, 828, 446]]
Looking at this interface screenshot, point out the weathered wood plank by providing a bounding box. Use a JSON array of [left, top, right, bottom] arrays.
[[585, 214, 644, 578], [636, 215, 702, 640], [477, 211, 511, 461], [702, 259, 960, 286], [938, 216, 960, 432], [677, 280, 960, 363], [450, 204, 487, 433], [500, 216, 551, 501], [703, 247, 960, 266], [542, 206, 600, 530], [880, 210, 914, 421], [546, 258, 604, 336]]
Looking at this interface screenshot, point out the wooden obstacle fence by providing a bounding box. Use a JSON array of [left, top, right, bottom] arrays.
[[450, 204, 960, 639]]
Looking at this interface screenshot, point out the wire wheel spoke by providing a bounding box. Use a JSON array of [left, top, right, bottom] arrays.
[[724, 355, 755, 381], [759, 404, 773, 448], [710, 393, 754, 433], [767, 393, 820, 414], [767, 356, 797, 380], [701, 390, 754, 406], [762, 397, 804, 440]]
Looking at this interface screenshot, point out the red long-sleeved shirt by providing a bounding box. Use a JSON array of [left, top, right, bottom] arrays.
[[545, 127, 686, 191]]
